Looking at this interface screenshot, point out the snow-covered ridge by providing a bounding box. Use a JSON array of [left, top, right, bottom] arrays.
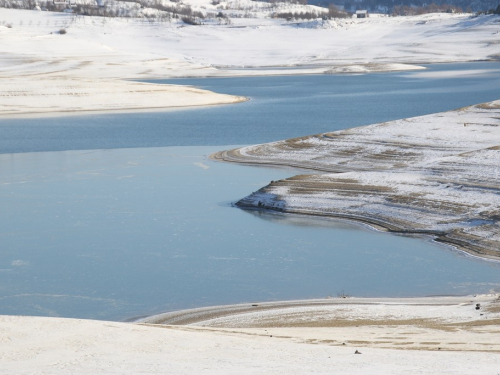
[[1, 0, 337, 20], [213, 101, 500, 261]]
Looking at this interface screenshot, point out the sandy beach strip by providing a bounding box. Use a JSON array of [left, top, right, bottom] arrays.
[[1, 295, 499, 374]]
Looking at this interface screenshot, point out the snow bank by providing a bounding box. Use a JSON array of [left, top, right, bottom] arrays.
[[1, 295, 499, 374]]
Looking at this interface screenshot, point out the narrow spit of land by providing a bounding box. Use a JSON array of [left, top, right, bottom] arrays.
[[141, 295, 500, 352], [212, 100, 500, 261]]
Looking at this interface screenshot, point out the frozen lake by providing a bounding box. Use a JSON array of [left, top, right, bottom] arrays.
[[1, 62, 500, 320]]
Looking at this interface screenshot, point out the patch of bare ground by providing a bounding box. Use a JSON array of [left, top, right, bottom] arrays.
[[484, 298, 500, 314], [477, 102, 500, 109]]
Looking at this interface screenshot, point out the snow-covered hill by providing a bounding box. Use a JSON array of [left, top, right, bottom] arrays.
[[0, 3, 499, 114]]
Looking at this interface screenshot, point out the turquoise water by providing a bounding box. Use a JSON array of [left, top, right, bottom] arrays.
[[1, 63, 500, 320]]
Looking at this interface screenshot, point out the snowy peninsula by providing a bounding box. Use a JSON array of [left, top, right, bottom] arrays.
[[214, 99, 500, 261]]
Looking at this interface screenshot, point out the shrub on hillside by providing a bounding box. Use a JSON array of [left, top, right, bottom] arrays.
[[275, 11, 323, 20], [392, 3, 462, 16], [181, 16, 200, 25], [328, 4, 350, 18]]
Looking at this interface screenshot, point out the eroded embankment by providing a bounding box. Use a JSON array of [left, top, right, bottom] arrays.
[[212, 101, 500, 261]]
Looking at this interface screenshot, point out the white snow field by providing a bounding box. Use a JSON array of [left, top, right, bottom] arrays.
[[1, 3, 500, 114], [1, 295, 499, 374]]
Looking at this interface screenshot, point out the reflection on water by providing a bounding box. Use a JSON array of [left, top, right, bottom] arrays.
[[1, 146, 499, 321], [243, 209, 373, 230]]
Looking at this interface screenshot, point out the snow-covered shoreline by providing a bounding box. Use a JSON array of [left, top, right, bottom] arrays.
[[213, 100, 500, 262], [1, 7, 500, 116], [1, 295, 499, 374]]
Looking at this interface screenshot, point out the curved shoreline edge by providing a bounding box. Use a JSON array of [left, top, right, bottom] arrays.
[[137, 294, 499, 326], [0, 96, 249, 119], [2, 294, 500, 374], [136, 294, 500, 355], [0, 61, 429, 119], [211, 100, 500, 262], [0, 62, 422, 119], [0, 79, 249, 119]]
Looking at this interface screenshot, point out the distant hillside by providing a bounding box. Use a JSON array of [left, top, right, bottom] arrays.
[[307, 0, 499, 12]]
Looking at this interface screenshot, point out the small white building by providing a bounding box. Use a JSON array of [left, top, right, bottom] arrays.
[[356, 10, 369, 18], [53, 0, 76, 7]]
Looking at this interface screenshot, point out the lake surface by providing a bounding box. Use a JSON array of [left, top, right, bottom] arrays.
[[1, 63, 500, 321], [2, 62, 500, 153]]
